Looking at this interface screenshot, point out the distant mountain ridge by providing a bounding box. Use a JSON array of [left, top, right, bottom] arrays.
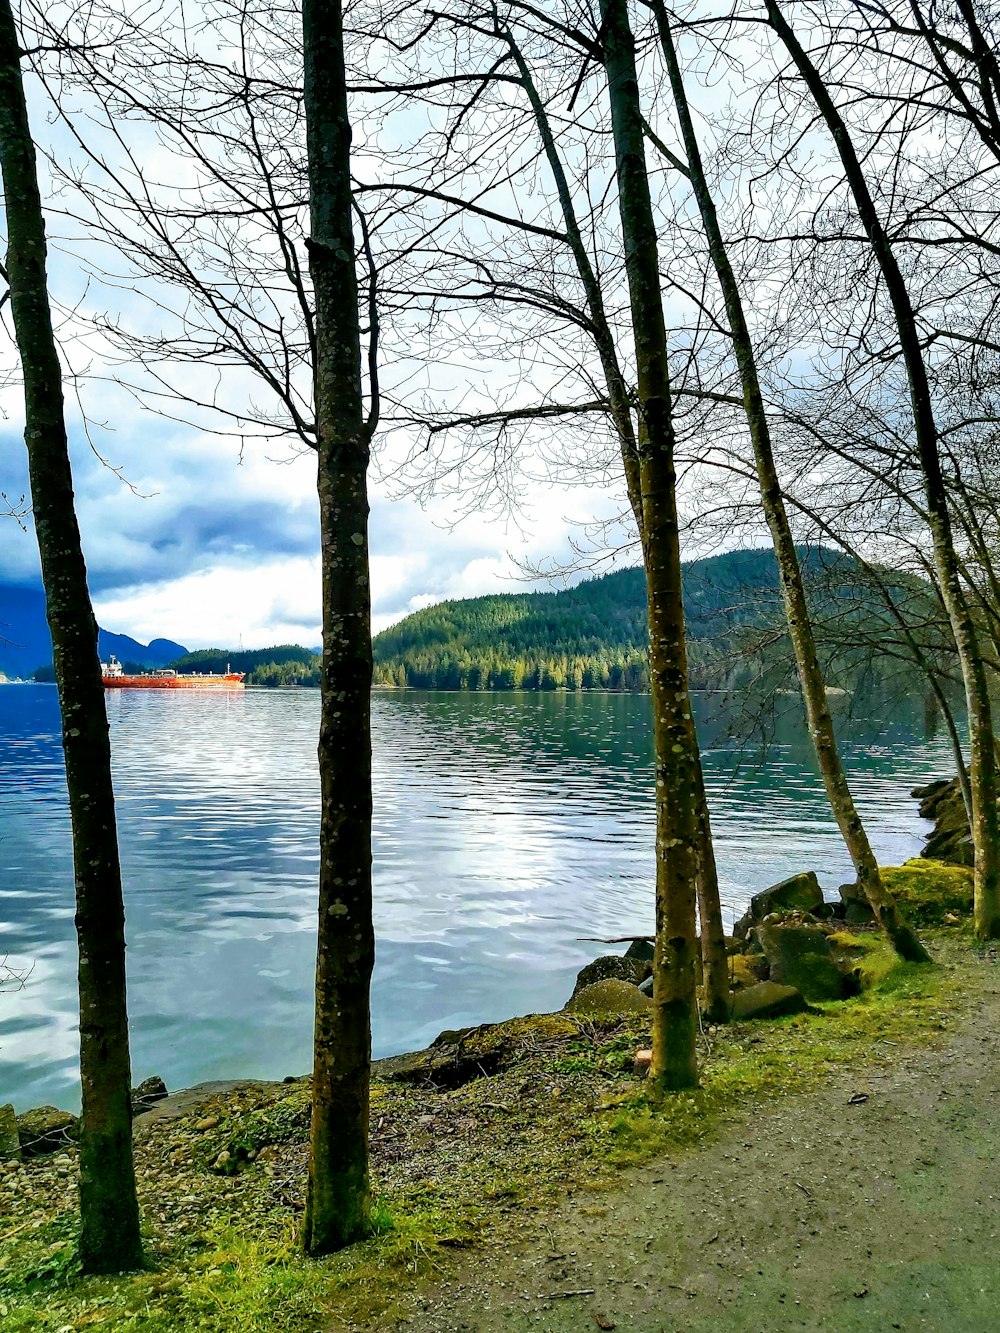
[[0, 584, 186, 679], [371, 546, 932, 692]]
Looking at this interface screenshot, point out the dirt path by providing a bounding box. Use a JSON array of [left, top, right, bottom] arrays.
[[396, 975, 1000, 1333]]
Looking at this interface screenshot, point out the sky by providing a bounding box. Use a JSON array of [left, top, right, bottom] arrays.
[[0, 3, 642, 653], [0, 400, 633, 650], [0, 0, 757, 652]]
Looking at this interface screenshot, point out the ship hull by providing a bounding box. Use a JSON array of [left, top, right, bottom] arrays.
[[103, 675, 245, 690]]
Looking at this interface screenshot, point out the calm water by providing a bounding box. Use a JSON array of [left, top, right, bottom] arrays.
[[0, 685, 953, 1112]]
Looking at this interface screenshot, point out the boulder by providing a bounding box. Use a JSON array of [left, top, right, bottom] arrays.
[[732, 872, 825, 938], [565, 979, 652, 1017], [728, 952, 768, 991], [914, 778, 974, 867], [913, 777, 952, 816], [0, 1103, 21, 1161], [624, 938, 655, 962], [570, 954, 651, 1000], [638, 974, 653, 996], [837, 881, 875, 925], [882, 859, 974, 925], [378, 1012, 577, 1088], [16, 1106, 78, 1157], [131, 1075, 168, 1117], [730, 981, 809, 1021], [752, 923, 846, 1001]]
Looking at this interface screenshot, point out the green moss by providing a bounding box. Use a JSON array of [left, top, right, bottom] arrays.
[[882, 859, 973, 924], [727, 952, 766, 990], [470, 1011, 577, 1055]]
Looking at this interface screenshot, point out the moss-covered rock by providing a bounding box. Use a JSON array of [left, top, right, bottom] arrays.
[[729, 981, 809, 1021], [378, 1012, 578, 1088], [564, 979, 651, 1017], [15, 1106, 78, 1157], [0, 1102, 21, 1161], [752, 923, 847, 1001], [881, 859, 973, 925], [913, 778, 972, 866], [570, 954, 651, 1000], [733, 872, 824, 939], [836, 880, 875, 924], [727, 952, 769, 990]]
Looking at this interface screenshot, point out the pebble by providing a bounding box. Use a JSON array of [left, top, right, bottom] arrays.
[[195, 1116, 220, 1132]]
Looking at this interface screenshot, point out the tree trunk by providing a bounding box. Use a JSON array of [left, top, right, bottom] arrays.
[[507, 28, 728, 1018], [301, 0, 375, 1255], [768, 0, 1000, 942], [655, 4, 929, 963], [600, 0, 701, 1091], [694, 754, 730, 1022], [0, 0, 142, 1273]]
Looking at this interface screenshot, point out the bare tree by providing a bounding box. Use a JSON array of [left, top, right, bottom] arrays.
[[0, 0, 141, 1273], [650, 0, 928, 961], [300, 0, 378, 1254], [766, 0, 1000, 939]]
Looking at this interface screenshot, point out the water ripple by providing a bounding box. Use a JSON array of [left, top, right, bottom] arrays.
[[0, 685, 953, 1110]]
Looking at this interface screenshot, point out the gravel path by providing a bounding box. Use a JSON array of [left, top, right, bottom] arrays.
[[396, 974, 1000, 1333]]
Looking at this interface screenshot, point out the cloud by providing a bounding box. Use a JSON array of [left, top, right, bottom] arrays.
[[93, 558, 323, 650], [0, 375, 636, 648]]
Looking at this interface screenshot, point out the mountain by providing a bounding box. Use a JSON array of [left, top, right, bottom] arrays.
[[371, 546, 936, 692], [0, 583, 187, 679]]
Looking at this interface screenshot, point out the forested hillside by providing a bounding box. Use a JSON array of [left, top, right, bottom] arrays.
[[169, 644, 320, 687], [372, 546, 935, 693]]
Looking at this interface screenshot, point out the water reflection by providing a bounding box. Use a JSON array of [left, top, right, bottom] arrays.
[[0, 685, 953, 1111]]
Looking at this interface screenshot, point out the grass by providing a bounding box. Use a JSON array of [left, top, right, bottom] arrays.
[[0, 924, 978, 1333]]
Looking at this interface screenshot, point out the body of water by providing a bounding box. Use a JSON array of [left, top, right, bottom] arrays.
[[0, 685, 953, 1111]]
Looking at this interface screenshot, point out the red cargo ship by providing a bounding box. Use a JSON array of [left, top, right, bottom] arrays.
[[101, 655, 245, 690]]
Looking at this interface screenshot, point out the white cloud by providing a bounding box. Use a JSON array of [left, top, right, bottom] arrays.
[[93, 558, 323, 650]]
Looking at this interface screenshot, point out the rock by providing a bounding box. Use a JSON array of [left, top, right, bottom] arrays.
[[914, 777, 973, 866], [727, 952, 768, 991], [837, 881, 875, 925], [195, 1115, 220, 1132], [16, 1106, 78, 1157], [912, 777, 951, 811], [732, 872, 825, 938], [565, 978, 652, 1017], [624, 938, 655, 962], [133, 1079, 287, 1129], [0, 1103, 21, 1162], [730, 981, 809, 1021], [131, 1075, 168, 1116], [752, 923, 847, 1001], [633, 1048, 653, 1077], [378, 1012, 577, 1088], [638, 974, 653, 996], [882, 859, 974, 925], [570, 954, 652, 1000]]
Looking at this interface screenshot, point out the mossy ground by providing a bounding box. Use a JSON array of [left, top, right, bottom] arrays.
[[0, 919, 977, 1333]]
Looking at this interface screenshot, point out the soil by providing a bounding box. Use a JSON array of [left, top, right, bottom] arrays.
[[397, 969, 1000, 1333]]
